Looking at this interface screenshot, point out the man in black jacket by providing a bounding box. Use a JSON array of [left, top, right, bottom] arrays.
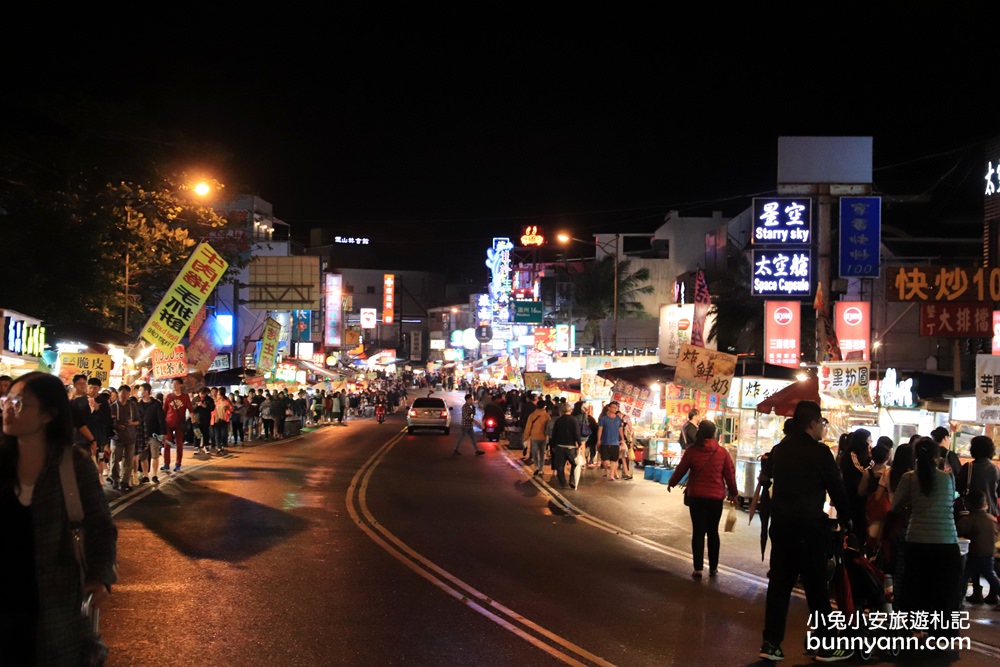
[[759, 401, 851, 663], [137, 382, 167, 484], [549, 402, 584, 489]]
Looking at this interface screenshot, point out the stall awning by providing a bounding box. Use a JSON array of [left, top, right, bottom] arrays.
[[733, 359, 802, 380], [755, 377, 820, 417], [596, 362, 676, 386], [295, 359, 354, 379]]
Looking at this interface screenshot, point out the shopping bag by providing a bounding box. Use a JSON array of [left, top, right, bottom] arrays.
[[572, 450, 586, 487], [724, 506, 737, 533]]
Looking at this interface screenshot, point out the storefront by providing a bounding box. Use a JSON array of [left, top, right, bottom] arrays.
[[0, 309, 46, 378]]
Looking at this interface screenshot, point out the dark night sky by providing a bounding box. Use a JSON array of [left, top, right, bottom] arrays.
[[6, 17, 997, 280]]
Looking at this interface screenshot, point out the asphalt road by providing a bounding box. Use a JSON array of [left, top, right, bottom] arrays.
[[98, 393, 1000, 666]]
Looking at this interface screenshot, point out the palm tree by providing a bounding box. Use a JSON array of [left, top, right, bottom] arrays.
[[555, 256, 653, 347], [707, 252, 763, 355]]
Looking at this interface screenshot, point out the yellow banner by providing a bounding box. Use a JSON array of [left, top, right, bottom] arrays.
[[59, 353, 113, 386], [140, 243, 229, 354], [259, 317, 281, 371], [673, 343, 737, 397]]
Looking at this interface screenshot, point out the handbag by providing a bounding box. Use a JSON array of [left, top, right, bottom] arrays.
[[953, 462, 974, 520], [724, 505, 738, 533], [683, 447, 720, 506], [59, 448, 110, 667]]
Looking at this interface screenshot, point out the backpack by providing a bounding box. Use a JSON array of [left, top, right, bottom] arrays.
[[578, 414, 592, 438], [678, 420, 690, 449]]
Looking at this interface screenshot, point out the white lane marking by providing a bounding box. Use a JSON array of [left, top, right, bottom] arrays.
[[347, 433, 616, 667]]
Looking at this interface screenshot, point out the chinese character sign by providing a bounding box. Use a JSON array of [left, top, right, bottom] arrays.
[[140, 243, 229, 354], [383, 274, 395, 325], [151, 345, 187, 379], [839, 197, 881, 278], [485, 238, 513, 323], [673, 344, 737, 397], [919, 303, 992, 338], [976, 355, 1000, 423], [658, 304, 694, 365], [764, 301, 801, 368], [886, 266, 1000, 302], [58, 353, 112, 386], [612, 379, 651, 423], [819, 361, 871, 409], [324, 274, 343, 347], [751, 249, 812, 297], [994, 311, 1000, 355], [834, 301, 870, 361], [752, 198, 813, 244], [258, 317, 282, 372]]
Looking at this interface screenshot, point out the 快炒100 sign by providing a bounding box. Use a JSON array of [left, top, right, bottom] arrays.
[[888, 266, 1000, 302]]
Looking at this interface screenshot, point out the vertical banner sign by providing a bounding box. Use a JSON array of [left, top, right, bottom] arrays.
[[409, 330, 423, 361], [673, 344, 738, 397], [834, 301, 870, 361], [658, 304, 694, 365], [324, 274, 343, 347], [839, 197, 881, 278], [151, 345, 187, 379], [976, 354, 1000, 423], [258, 317, 281, 372], [994, 311, 1000, 355], [764, 301, 801, 368], [293, 310, 312, 342], [187, 314, 227, 374], [383, 274, 395, 325], [140, 243, 228, 354]]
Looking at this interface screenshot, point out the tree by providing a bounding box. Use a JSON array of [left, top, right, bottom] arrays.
[[555, 256, 654, 347]]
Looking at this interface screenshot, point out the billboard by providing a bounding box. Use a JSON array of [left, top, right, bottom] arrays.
[[839, 197, 881, 278], [324, 274, 343, 347], [764, 301, 801, 368], [247, 256, 321, 310], [834, 301, 870, 361], [752, 197, 812, 245], [751, 249, 812, 297]]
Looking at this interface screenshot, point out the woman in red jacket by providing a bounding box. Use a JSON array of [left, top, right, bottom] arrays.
[[667, 420, 738, 578]]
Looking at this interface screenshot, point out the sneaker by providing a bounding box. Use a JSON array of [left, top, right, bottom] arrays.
[[691, 570, 703, 579], [475, 451, 485, 456], [107, 478, 118, 489], [814, 647, 853, 662], [120, 484, 132, 492], [139, 476, 150, 484], [160, 465, 170, 472], [709, 568, 719, 577], [758, 641, 784, 661], [966, 593, 985, 604], [152, 476, 160, 484], [173, 464, 181, 472]]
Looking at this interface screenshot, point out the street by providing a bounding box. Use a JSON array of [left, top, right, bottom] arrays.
[[99, 393, 1000, 666]]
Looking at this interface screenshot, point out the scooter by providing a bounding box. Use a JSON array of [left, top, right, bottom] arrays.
[[483, 416, 503, 442], [375, 404, 386, 424]]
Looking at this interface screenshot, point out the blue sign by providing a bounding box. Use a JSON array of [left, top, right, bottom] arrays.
[[752, 198, 813, 245], [839, 197, 881, 278], [750, 249, 812, 297]]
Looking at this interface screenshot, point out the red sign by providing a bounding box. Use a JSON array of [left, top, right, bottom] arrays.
[[383, 274, 395, 325], [520, 225, 544, 246], [764, 301, 800, 368], [919, 302, 992, 337], [151, 345, 187, 379], [834, 301, 870, 361]]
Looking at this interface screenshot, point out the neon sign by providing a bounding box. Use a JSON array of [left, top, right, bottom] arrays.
[[485, 238, 513, 323], [520, 226, 544, 246]]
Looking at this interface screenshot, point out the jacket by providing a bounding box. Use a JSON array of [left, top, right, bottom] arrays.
[[769, 431, 850, 523], [891, 468, 958, 545], [957, 459, 1000, 517], [10, 446, 118, 664], [524, 407, 550, 441], [957, 509, 1000, 557], [138, 397, 166, 441], [668, 439, 737, 501], [550, 415, 583, 446]]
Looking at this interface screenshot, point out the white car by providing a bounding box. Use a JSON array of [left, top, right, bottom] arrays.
[[406, 397, 451, 434]]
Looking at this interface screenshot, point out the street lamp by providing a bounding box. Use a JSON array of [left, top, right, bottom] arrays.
[[557, 232, 621, 351]]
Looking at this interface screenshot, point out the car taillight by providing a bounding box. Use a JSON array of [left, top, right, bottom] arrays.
[[486, 418, 494, 427], [439, 411, 448, 418], [409, 410, 417, 417]]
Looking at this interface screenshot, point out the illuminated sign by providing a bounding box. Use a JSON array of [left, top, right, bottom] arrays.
[[216, 314, 234, 347], [751, 249, 812, 297], [834, 301, 870, 361], [839, 197, 881, 278], [259, 317, 282, 371], [752, 198, 812, 245], [887, 266, 1000, 302], [513, 300, 544, 324], [520, 225, 544, 246], [334, 236, 371, 245], [383, 274, 395, 325], [429, 338, 446, 350], [324, 274, 343, 346], [764, 301, 801, 368], [151, 345, 187, 379], [360, 308, 377, 329], [920, 302, 992, 337], [485, 238, 513, 323], [4, 319, 46, 358], [554, 324, 575, 352], [292, 310, 312, 342], [994, 311, 1000, 355]]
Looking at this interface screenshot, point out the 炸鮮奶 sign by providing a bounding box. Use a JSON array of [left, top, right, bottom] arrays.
[[140, 243, 229, 353], [673, 344, 737, 397]]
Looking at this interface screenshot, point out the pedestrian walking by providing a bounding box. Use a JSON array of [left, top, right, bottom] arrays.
[[957, 489, 1000, 607], [667, 419, 738, 578], [597, 401, 625, 482], [452, 393, 484, 456], [109, 385, 140, 492], [524, 398, 551, 476], [0, 372, 118, 666], [162, 378, 193, 472], [549, 402, 584, 488], [758, 400, 851, 663], [137, 382, 166, 484]]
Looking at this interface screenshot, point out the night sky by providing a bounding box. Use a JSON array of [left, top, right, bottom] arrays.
[[5, 18, 996, 281]]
